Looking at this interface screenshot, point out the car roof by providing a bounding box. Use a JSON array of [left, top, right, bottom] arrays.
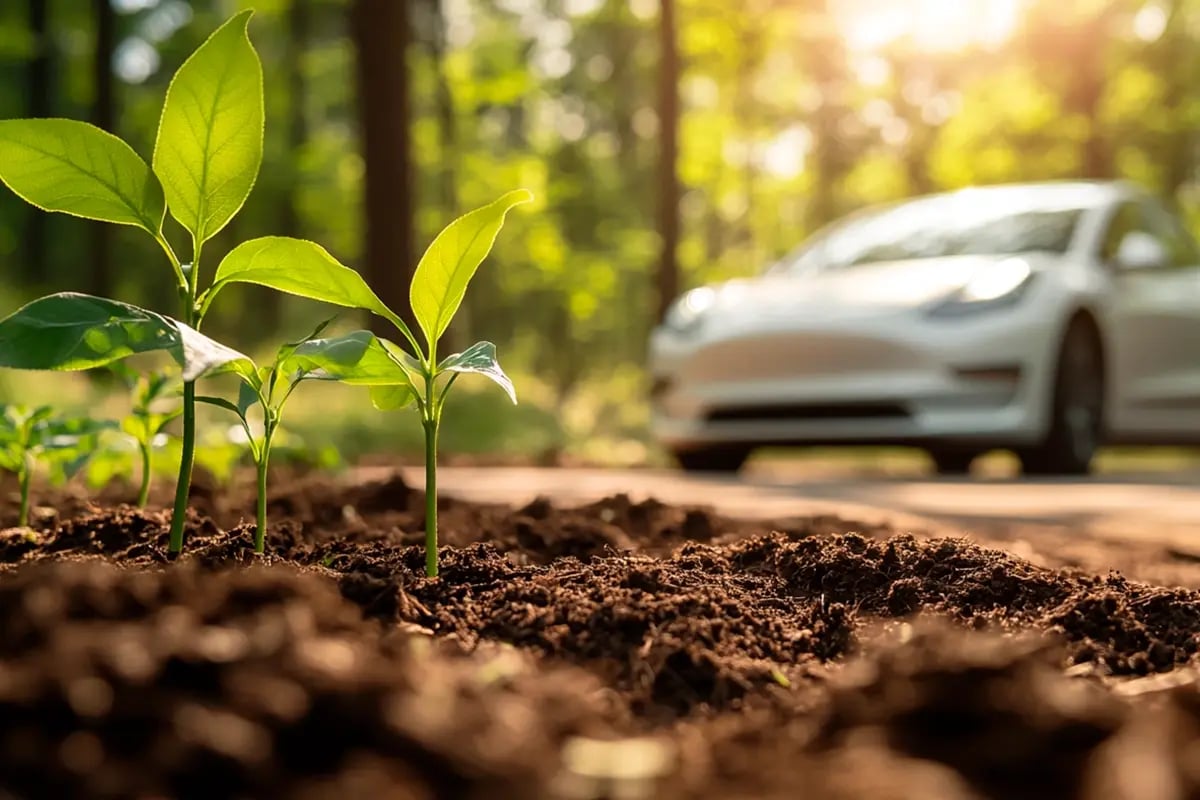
[[911, 180, 1129, 209]]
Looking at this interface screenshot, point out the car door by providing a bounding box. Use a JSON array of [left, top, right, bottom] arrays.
[[1104, 197, 1200, 440]]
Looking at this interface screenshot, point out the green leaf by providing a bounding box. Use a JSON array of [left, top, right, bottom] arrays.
[[0, 118, 165, 234], [410, 189, 533, 350], [276, 315, 338, 365], [38, 417, 116, 451], [150, 409, 183, 435], [120, 415, 152, 443], [237, 381, 260, 418], [285, 331, 418, 386], [196, 395, 244, 420], [0, 292, 253, 382], [438, 341, 517, 404], [34, 416, 116, 484], [176, 324, 255, 382], [205, 237, 399, 325], [0, 293, 178, 372], [153, 10, 264, 243], [370, 384, 418, 411]]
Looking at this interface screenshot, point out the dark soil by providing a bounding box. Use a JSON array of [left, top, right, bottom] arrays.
[[4, 469, 1200, 799]]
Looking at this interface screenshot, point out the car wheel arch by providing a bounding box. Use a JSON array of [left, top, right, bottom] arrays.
[[1019, 307, 1108, 475], [1059, 307, 1107, 409]]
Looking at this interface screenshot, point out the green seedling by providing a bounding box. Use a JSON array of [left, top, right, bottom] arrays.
[[0, 8, 530, 563], [110, 364, 183, 507], [0, 405, 112, 527], [197, 321, 404, 553], [395, 193, 530, 578], [0, 11, 270, 553], [195, 191, 532, 575], [362, 192, 531, 577]]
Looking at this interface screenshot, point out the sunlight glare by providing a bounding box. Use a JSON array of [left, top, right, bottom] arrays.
[[836, 0, 1023, 54]]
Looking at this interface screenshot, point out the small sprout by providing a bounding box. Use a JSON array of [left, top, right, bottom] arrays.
[[769, 668, 792, 689], [197, 318, 387, 553], [360, 191, 532, 577], [110, 364, 182, 507], [0, 405, 112, 528]]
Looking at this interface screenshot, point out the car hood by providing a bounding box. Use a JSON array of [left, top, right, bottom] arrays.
[[712, 254, 1047, 314]]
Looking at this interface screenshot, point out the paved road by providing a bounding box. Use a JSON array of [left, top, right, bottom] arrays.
[[387, 465, 1200, 551]]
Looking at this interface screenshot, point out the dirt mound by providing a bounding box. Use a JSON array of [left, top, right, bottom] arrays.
[[0, 559, 612, 799], [816, 625, 1127, 800], [9, 469, 1200, 797], [727, 533, 1200, 675]]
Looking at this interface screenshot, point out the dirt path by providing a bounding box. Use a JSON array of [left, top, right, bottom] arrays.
[[386, 465, 1200, 543], [372, 465, 1200, 580]]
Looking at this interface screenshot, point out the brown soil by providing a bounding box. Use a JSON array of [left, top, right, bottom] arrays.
[[4, 469, 1200, 799]]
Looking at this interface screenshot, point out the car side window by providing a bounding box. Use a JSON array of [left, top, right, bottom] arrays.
[[1141, 198, 1200, 267], [1099, 199, 1199, 268], [1099, 202, 1142, 262]]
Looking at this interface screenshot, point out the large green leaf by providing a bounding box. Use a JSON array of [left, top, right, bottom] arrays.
[[410, 189, 532, 350], [153, 10, 263, 243], [438, 341, 517, 404], [0, 293, 252, 382], [205, 237, 399, 325], [176, 323, 256, 382], [0, 118, 164, 234]]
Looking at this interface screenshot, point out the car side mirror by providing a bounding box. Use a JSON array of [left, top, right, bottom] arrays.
[[1115, 231, 1168, 271]]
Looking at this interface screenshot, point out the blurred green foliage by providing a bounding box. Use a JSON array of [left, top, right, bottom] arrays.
[[0, 0, 1197, 463]]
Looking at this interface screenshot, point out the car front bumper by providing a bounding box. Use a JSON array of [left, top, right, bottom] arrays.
[[648, 306, 1060, 451]]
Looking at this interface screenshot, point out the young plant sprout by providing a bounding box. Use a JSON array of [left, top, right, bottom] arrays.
[[0, 405, 112, 528], [193, 192, 533, 576], [364, 192, 531, 577], [397, 193, 530, 577], [195, 320, 399, 553], [0, 11, 267, 553], [110, 365, 182, 507], [0, 6, 531, 564]]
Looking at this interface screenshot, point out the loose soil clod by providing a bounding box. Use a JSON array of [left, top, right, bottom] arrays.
[[4, 469, 1200, 798]]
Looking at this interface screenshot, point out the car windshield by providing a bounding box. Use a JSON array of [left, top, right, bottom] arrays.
[[775, 188, 1090, 274]]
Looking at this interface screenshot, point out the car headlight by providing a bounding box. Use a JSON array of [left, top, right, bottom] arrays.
[[926, 258, 1034, 318], [664, 286, 717, 333]]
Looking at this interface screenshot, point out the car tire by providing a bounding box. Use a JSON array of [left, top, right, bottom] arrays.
[[672, 446, 751, 473], [1019, 320, 1104, 477], [928, 448, 978, 476]]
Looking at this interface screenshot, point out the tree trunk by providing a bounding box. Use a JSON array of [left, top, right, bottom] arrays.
[[89, 0, 115, 298], [265, 0, 313, 330], [351, 0, 418, 342], [654, 0, 681, 324], [426, 0, 465, 352], [25, 0, 51, 283], [284, 0, 309, 238], [426, 0, 457, 215]]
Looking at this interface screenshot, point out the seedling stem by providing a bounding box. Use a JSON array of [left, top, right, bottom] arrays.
[[17, 454, 31, 528]]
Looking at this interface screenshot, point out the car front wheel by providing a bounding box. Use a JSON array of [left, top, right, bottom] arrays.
[[928, 448, 979, 476], [1019, 321, 1104, 476], [672, 446, 751, 473]]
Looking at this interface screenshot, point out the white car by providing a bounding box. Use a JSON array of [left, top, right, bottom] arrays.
[[649, 181, 1200, 475]]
